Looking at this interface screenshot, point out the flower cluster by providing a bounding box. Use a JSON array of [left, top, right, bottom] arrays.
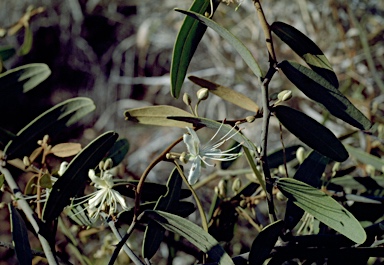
[[71, 169, 128, 222]]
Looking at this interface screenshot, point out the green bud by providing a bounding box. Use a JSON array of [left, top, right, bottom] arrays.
[[103, 158, 113, 170], [276, 191, 287, 202], [197, 88, 209, 101]]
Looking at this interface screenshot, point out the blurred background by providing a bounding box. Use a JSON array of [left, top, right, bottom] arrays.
[[0, 0, 383, 264]]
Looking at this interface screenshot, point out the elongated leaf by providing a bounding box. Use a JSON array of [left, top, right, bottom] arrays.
[[105, 138, 129, 166], [168, 116, 257, 153], [9, 204, 32, 265], [143, 167, 183, 259], [188, 75, 259, 112], [277, 178, 366, 244], [249, 220, 284, 265], [125, 105, 193, 128], [43, 131, 118, 222], [145, 210, 234, 265], [279, 60, 371, 130], [113, 181, 191, 201], [274, 105, 348, 162], [284, 151, 328, 230], [267, 145, 301, 169], [271, 21, 338, 87], [0, 63, 51, 95], [345, 145, 384, 172], [176, 10, 263, 79], [171, 0, 221, 98], [4, 97, 95, 160], [50, 143, 82, 157], [0, 46, 16, 61]]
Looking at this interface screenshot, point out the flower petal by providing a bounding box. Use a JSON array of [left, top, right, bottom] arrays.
[[187, 161, 201, 185]]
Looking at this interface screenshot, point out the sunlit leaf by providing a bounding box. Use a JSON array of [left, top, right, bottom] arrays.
[[125, 105, 194, 128], [0, 63, 51, 94], [249, 220, 284, 265], [274, 105, 348, 162], [284, 151, 328, 230], [4, 97, 95, 160], [50, 143, 82, 157], [345, 145, 384, 172], [9, 204, 32, 265], [188, 75, 259, 112], [277, 178, 367, 244], [145, 210, 234, 265], [176, 10, 263, 79], [171, 0, 221, 98], [271, 21, 338, 87], [279, 60, 371, 130], [43, 131, 118, 222]]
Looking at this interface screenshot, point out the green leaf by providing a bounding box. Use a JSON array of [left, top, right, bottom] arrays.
[[188, 75, 260, 112], [0, 46, 16, 61], [105, 138, 129, 166], [279, 60, 371, 130], [176, 9, 263, 79], [168, 116, 257, 153], [345, 145, 384, 172], [9, 204, 32, 265], [273, 105, 348, 162], [284, 151, 328, 230], [248, 220, 284, 265], [277, 178, 367, 244], [4, 97, 95, 160], [113, 181, 192, 201], [267, 145, 301, 169], [0, 127, 16, 148], [43, 131, 118, 222], [145, 210, 234, 265], [171, 0, 221, 98], [143, 167, 183, 259], [0, 63, 51, 94], [18, 25, 33, 56], [271, 21, 338, 87], [125, 105, 194, 128]]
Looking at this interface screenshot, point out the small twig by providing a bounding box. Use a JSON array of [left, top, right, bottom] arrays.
[[0, 162, 58, 265], [107, 216, 144, 265], [253, 0, 277, 65]]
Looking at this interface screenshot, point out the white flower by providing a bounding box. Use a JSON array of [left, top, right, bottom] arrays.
[[183, 124, 242, 184], [71, 169, 128, 221]]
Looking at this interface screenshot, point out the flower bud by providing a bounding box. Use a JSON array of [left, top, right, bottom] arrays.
[[103, 158, 113, 170], [196, 88, 209, 101], [246, 116, 256, 123], [183, 93, 192, 106], [277, 90, 292, 102], [218, 179, 227, 198], [231, 178, 242, 194], [23, 156, 30, 167], [296, 147, 306, 164]]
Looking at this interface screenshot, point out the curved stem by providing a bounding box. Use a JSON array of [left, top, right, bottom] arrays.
[[173, 161, 209, 233], [133, 136, 184, 221]]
